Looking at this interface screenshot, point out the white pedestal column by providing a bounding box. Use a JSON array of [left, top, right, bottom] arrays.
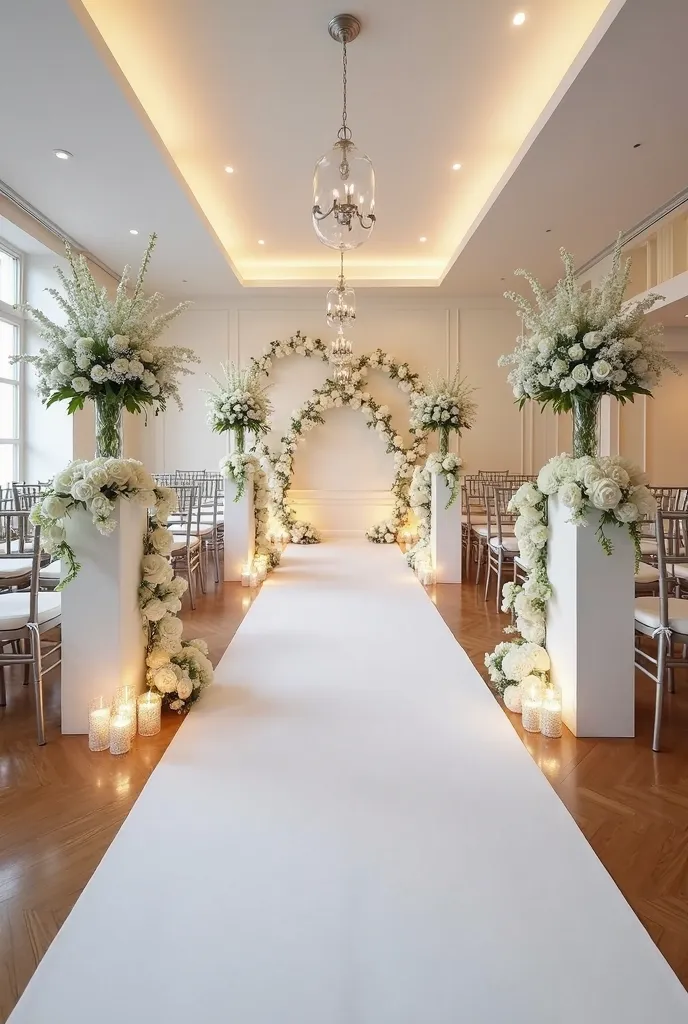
[[223, 472, 255, 582], [431, 474, 462, 583], [61, 502, 146, 734], [546, 496, 635, 737]]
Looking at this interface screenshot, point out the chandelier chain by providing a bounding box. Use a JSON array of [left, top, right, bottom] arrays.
[[338, 41, 352, 141]]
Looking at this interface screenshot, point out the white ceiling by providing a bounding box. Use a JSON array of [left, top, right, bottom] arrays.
[[0, 0, 686, 298]]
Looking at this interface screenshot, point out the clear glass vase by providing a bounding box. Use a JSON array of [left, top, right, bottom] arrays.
[[94, 396, 124, 459], [439, 426, 450, 456], [570, 393, 601, 459]]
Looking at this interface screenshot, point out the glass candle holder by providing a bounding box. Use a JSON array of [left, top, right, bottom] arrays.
[[110, 713, 132, 755], [88, 697, 111, 752], [113, 686, 137, 740], [255, 556, 268, 582], [250, 571, 259, 588], [241, 564, 252, 587], [540, 683, 563, 738], [137, 690, 162, 737], [521, 674, 545, 733]]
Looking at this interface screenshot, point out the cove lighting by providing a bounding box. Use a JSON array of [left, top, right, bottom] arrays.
[[513, 12, 526, 26], [54, 149, 73, 160]]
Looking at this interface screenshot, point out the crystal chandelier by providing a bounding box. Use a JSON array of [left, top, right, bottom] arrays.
[[312, 14, 376, 250], [326, 252, 356, 331]]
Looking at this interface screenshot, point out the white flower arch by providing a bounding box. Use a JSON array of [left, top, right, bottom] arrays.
[[249, 333, 429, 543]]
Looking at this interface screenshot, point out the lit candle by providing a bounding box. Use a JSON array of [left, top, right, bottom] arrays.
[[109, 714, 132, 755], [540, 684, 563, 739], [113, 685, 137, 739], [88, 698, 111, 752], [250, 571, 259, 588], [520, 674, 544, 733], [137, 691, 162, 737], [255, 556, 268, 581], [241, 563, 252, 587]]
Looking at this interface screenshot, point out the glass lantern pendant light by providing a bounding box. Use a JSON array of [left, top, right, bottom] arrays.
[[312, 14, 376, 250], [326, 252, 356, 331]]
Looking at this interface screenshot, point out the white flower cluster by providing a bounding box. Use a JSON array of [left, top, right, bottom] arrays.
[[404, 453, 464, 570], [290, 521, 320, 544], [367, 520, 398, 544], [426, 452, 463, 507], [487, 452, 654, 683], [219, 453, 281, 569], [14, 235, 196, 414], [500, 238, 674, 410], [250, 331, 328, 376], [410, 372, 477, 437], [484, 640, 550, 696], [206, 363, 272, 440]]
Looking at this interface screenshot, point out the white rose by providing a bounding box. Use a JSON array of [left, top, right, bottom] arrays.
[[142, 553, 174, 587], [559, 377, 576, 392], [76, 337, 95, 352], [551, 359, 568, 377], [108, 335, 130, 353], [177, 678, 193, 700], [558, 481, 583, 509], [71, 479, 95, 502], [148, 526, 174, 555], [90, 365, 108, 383], [141, 597, 168, 622], [568, 344, 584, 360], [71, 376, 91, 393], [589, 477, 622, 510], [75, 352, 92, 370], [138, 349, 154, 362], [629, 485, 657, 518], [157, 613, 184, 643], [605, 464, 630, 488], [41, 494, 68, 519], [153, 665, 178, 694], [146, 647, 171, 670], [571, 364, 591, 386], [58, 359, 75, 375], [90, 494, 114, 518], [583, 332, 604, 350], [592, 360, 612, 381], [43, 523, 66, 547], [615, 502, 639, 523], [128, 359, 145, 377]]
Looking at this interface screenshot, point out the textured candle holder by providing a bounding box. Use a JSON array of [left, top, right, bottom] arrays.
[[540, 684, 563, 739], [113, 685, 137, 740], [137, 691, 162, 737], [88, 698, 111, 752], [109, 714, 132, 755]]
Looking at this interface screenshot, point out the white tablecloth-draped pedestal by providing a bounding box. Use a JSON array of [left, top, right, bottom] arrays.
[[223, 471, 255, 582], [61, 503, 146, 734], [546, 496, 635, 737], [431, 473, 462, 583]]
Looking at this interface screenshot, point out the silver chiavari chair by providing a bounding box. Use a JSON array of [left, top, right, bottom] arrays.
[[634, 509, 688, 751], [641, 487, 688, 564], [0, 513, 62, 745], [462, 475, 487, 580], [198, 475, 224, 584], [11, 482, 49, 550], [483, 484, 520, 608], [169, 484, 203, 609]]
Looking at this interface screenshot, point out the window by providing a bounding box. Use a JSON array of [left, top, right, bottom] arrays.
[[0, 243, 21, 485]]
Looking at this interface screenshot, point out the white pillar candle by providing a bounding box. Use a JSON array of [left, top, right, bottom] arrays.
[[241, 564, 252, 587], [521, 700, 541, 733], [540, 686, 563, 739], [109, 714, 132, 755], [250, 571, 259, 588], [137, 691, 162, 737], [113, 686, 137, 740], [88, 699, 111, 752]]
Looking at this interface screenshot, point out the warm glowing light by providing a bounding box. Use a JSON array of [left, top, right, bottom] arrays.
[[258, 239, 265, 245], [54, 149, 72, 160], [513, 12, 526, 26], [452, 163, 462, 171], [419, 236, 427, 243], [129, 229, 139, 235], [224, 165, 234, 173]]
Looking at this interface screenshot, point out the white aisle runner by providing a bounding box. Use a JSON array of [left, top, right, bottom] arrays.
[[10, 540, 687, 1023]]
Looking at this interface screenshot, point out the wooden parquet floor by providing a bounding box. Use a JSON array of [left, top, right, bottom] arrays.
[[2, 565, 688, 1019]]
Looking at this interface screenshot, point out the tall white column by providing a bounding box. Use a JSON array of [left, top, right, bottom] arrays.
[[431, 474, 462, 583], [546, 496, 635, 737], [61, 502, 146, 734], [223, 471, 255, 582]]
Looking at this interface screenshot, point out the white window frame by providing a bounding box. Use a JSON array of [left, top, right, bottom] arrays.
[[0, 238, 24, 482]]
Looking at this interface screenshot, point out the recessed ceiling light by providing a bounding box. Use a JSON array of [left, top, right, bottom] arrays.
[[54, 149, 73, 160], [684, 313, 688, 318], [224, 165, 234, 173], [258, 239, 265, 245], [419, 236, 427, 243], [129, 229, 139, 235], [512, 12, 526, 26], [452, 162, 462, 171]]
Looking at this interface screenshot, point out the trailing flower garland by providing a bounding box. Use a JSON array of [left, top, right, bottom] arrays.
[[265, 371, 426, 543], [31, 457, 213, 712], [405, 453, 463, 570], [218, 452, 282, 568], [485, 453, 656, 698]]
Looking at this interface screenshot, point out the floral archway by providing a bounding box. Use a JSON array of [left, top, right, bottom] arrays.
[[249, 333, 429, 543]]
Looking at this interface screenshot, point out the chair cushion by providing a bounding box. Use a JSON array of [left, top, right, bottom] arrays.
[[489, 536, 520, 552], [171, 536, 201, 553], [0, 557, 33, 579], [635, 562, 660, 584], [635, 596, 688, 636], [0, 592, 62, 630], [473, 525, 515, 539], [39, 559, 62, 580], [640, 539, 658, 555], [670, 563, 688, 581]]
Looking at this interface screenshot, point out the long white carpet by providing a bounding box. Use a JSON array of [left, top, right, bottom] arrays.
[[9, 540, 687, 1022]]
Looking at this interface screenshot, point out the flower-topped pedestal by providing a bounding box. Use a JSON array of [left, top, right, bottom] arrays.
[[220, 453, 256, 582], [430, 454, 463, 583]]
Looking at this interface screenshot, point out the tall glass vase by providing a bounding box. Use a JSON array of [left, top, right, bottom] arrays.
[[231, 426, 246, 454], [570, 393, 601, 459], [94, 396, 124, 459], [439, 426, 450, 456]]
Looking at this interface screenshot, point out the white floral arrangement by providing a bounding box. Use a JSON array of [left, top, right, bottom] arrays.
[[290, 521, 321, 544], [367, 520, 398, 544], [484, 640, 550, 696], [267, 368, 426, 544], [14, 234, 196, 415], [219, 453, 281, 569], [486, 452, 655, 693], [410, 371, 477, 452], [250, 330, 329, 375], [404, 452, 464, 572], [426, 451, 463, 507], [499, 237, 673, 412], [206, 363, 272, 449], [31, 457, 213, 713]]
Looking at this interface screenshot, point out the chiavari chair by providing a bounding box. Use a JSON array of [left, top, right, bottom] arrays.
[[483, 484, 520, 608], [0, 514, 62, 745], [168, 484, 203, 609], [462, 475, 487, 579], [640, 487, 688, 563], [634, 509, 688, 751], [198, 475, 224, 584]]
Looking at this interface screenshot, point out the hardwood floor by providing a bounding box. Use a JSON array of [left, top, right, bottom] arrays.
[[2, 559, 688, 1019]]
